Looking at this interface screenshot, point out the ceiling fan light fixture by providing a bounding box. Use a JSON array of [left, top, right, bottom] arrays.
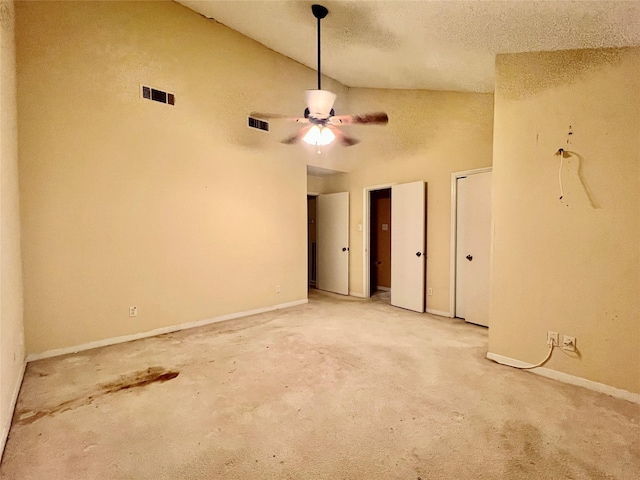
[[305, 90, 337, 118], [303, 125, 335, 146], [249, 3, 386, 148]]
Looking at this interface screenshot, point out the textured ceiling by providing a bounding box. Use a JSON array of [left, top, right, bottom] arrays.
[[176, 0, 640, 93]]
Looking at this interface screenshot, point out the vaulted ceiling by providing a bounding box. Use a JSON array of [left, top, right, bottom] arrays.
[[176, 0, 640, 93]]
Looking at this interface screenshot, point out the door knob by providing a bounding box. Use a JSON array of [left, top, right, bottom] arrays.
[[466, 255, 473, 261], [416, 252, 422, 257]]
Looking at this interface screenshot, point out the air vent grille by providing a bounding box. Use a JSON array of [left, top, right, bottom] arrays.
[[248, 116, 269, 132], [142, 85, 175, 106]]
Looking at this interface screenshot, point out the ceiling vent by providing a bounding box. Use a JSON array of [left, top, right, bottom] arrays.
[[248, 116, 269, 133], [141, 85, 175, 106]]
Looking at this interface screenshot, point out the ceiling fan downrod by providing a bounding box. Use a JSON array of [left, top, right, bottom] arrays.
[[312, 4, 328, 90]]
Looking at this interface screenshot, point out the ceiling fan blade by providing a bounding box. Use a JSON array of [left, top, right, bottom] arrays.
[[250, 112, 308, 123], [331, 127, 360, 147], [281, 126, 311, 145], [330, 112, 389, 126]]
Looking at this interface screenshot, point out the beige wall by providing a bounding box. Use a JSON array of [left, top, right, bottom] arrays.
[[307, 175, 325, 194], [489, 48, 640, 393], [16, 0, 347, 354], [326, 89, 494, 309], [1, 0, 25, 453]]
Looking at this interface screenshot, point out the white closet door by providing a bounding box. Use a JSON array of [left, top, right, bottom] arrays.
[[391, 181, 426, 312], [456, 171, 492, 326], [317, 192, 349, 295]]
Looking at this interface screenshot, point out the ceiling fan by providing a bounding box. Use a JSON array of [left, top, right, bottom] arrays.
[[250, 4, 388, 149]]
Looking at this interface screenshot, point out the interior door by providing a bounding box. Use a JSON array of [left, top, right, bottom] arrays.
[[456, 171, 492, 326], [391, 181, 426, 312], [317, 192, 349, 295]]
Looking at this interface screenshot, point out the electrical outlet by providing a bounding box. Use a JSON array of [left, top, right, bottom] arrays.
[[129, 306, 137, 317], [275, 285, 281, 293], [427, 288, 433, 296], [547, 331, 559, 346], [563, 335, 576, 352]]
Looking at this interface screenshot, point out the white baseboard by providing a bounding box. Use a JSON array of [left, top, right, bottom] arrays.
[[27, 298, 308, 362], [426, 308, 453, 318], [1, 360, 26, 462], [487, 352, 640, 404], [349, 291, 366, 298]]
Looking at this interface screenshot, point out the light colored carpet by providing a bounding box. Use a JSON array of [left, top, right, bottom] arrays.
[[1, 290, 638, 479]]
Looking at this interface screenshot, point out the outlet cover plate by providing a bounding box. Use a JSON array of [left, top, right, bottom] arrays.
[[563, 335, 576, 352]]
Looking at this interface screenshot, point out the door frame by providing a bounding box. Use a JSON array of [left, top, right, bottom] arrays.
[[363, 183, 396, 298], [307, 193, 319, 288], [449, 167, 492, 317]]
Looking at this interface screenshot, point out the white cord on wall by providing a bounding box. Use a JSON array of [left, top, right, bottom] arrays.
[[512, 343, 556, 370], [488, 342, 556, 370], [557, 148, 564, 200]]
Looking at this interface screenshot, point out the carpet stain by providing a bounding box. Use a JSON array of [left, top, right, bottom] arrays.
[[500, 420, 614, 479], [100, 367, 179, 393], [14, 367, 179, 426]]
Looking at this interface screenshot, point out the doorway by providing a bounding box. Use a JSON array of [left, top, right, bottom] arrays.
[[364, 181, 427, 313], [369, 189, 392, 302], [307, 195, 317, 289]]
